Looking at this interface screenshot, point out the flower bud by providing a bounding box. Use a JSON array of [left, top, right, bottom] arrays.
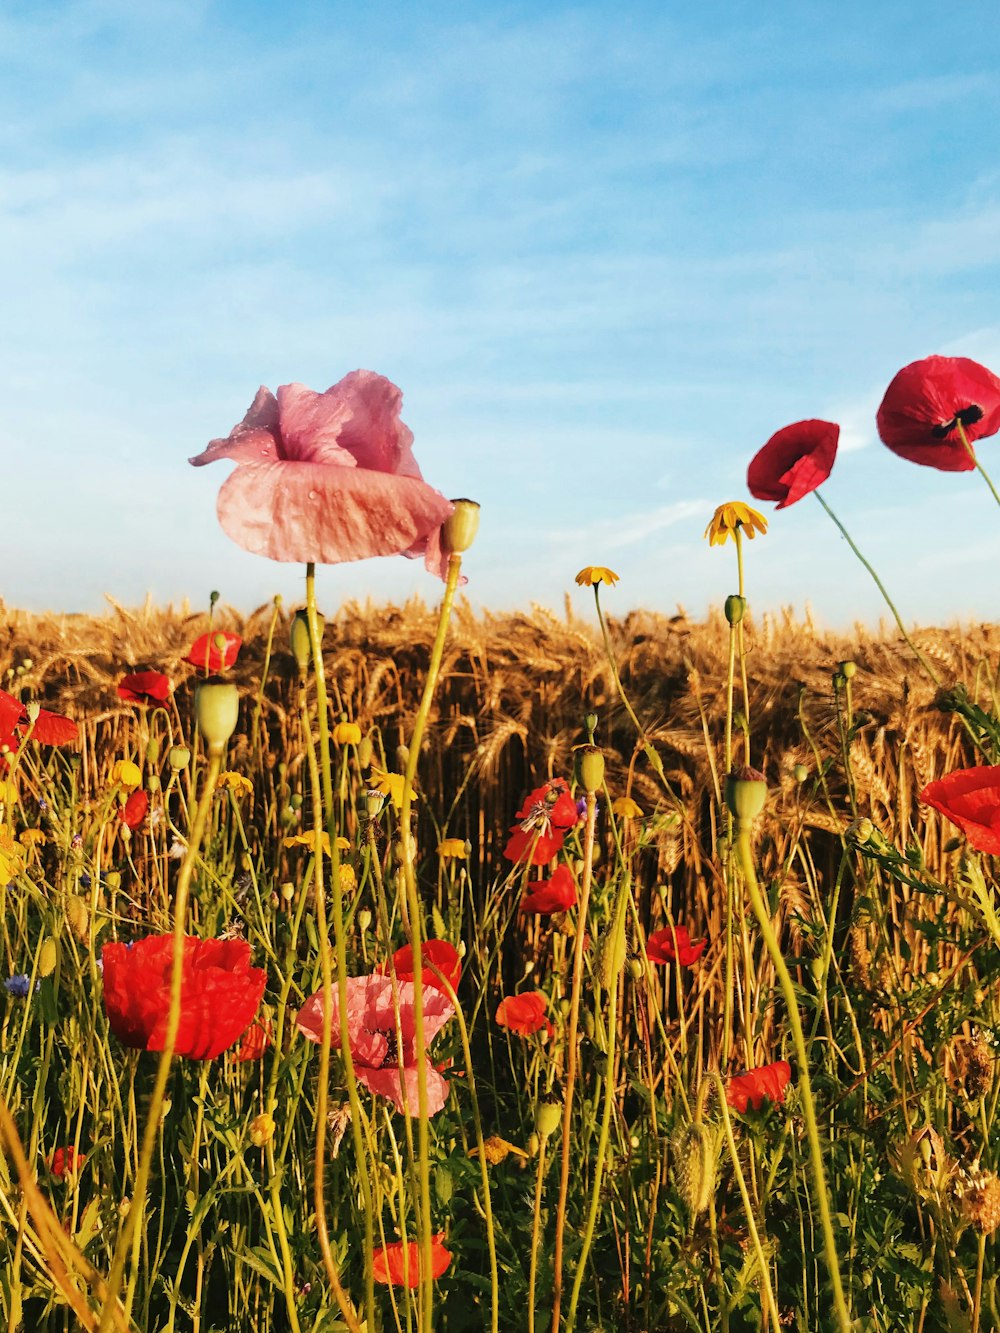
[[145, 736, 161, 765], [442, 498, 481, 554], [105, 870, 122, 890], [38, 937, 58, 978], [147, 774, 161, 793], [575, 745, 605, 795], [333, 721, 362, 745], [535, 1097, 563, 1139], [627, 957, 644, 982], [584, 712, 598, 736], [724, 765, 767, 824], [169, 746, 191, 771], [846, 816, 874, 846], [249, 1112, 276, 1148], [832, 670, 846, 691], [290, 609, 320, 673], [357, 737, 373, 769], [358, 908, 372, 933], [196, 681, 239, 756], [724, 594, 746, 626], [793, 763, 809, 783], [597, 894, 628, 988], [672, 1121, 717, 1216]]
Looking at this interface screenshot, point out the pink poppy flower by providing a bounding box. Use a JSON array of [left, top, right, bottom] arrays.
[[296, 974, 455, 1116], [519, 864, 577, 914], [747, 420, 839, 508], [117, 671, 172, 705], [876, 355, 1000, 471], [645, 925, 706, 966], [503, 779, 579, 865], [726, 1060, 792, 1113], [185, 632, 242, 671], [190, 371, 455, 578]]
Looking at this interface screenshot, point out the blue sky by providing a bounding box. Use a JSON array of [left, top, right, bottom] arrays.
[[4, 0, 1000, 628]]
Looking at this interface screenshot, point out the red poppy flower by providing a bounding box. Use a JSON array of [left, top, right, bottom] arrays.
[[388, 940, 462, 996], [372, 1233, 452, 1287], [726, 1060, 792, 1113], [189, 371, 455, 578], [920, 765, 1000, 856], [185, 632, 242, 671], [0, 690, 78, 748], [120, 788, 149, 830], [503, 779, 579, 865], [519, 864, 577, 914], [876, 355, 1000, 471], [49, 1146, 85, 1180], [297, 974, 455, 1116], [118, 671, 171, 705], [495, 991, 554, 1038], [747, 420, 839, 508], [236, 1016, 273, 1061], [646, 925, 706, 966], [101, 936, 266, 1060]]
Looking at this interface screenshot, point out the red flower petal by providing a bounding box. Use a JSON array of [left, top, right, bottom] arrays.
[[389, 940, 462, 996], [519, 864, 577, 914], [503, 779, 579, 865], [747, 420, 839, 508], [495, 991, 554, 1038], [101, 936, 266, 1060], [118, 671, 172, 705], [120, 788, 149, 830], [646, 925, 706, 966], [49, 1146, 85, 1180], [726, 1060, 792, 1113], [185, 632, 242, 671], [236, 1017, 273, 1061], [877, 355, 1000, 471], [920, 765, 1000, 856], [0, 691, 22, 736], [373, 1234, 452, 1287]]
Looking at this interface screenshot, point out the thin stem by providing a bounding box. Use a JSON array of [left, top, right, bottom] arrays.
[[528, 1134, 549, 1333], [957, 419, 1000, 515]]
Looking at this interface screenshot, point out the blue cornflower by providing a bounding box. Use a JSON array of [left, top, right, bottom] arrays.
[[5, 974, 33, 998]]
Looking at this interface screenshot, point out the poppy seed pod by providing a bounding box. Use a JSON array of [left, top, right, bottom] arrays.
[[724, 765, 767, 825], [290, 609, 320, 673], [584, 711, 598, 735], [724, 594, 746, 626], [839, 659, 857, 680], [442, 498, 481, 554], [169, 746, 191, 771], [793, 763, 809, 783], [576, 745, 605, 795], [195, 681, 240, 756], [535, 1096, 563, 1139]]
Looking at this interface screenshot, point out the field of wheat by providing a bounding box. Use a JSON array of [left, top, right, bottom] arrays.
[[1, 582, 998, 1333]]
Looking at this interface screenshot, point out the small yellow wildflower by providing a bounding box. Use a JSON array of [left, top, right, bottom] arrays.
[[249, 1112, 276, 1148], [369, 767, 414, 811], [217, 771, 254, 797], [338, 863, 357, 893], [469, 1135, 529, 1167], [574, 566, 620, 588], [111, 760, 142, 790], [704, 502, 768, 547], [437, 838, 468, 859], [612, 796, 644, 821], [19, 828, 46, 848], [0, 832, 26, 888], [282, 832, 351, 856], [333, 721, 362, 745], [0, 779, 17, 806]]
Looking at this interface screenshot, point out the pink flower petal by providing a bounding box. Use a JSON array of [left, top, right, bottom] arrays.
[[359, 1060, 450, 1117], [275, 383, 359, 466], [190, 388, 282, 467]]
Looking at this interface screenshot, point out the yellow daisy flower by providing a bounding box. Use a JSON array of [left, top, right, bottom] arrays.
[[574, 566, 620, 588], [332, 721, 362, 745], [469, 1135, 529, 1166], [704, 502, 768, 547], [368, 767, 415, 811], [612, 796, 644, 820], [282, 832, 351, 856], [0, 832, 26, 888], [218, 771, 254, 797], [110, 759, 142, 790], [437, 838, 468, 859]]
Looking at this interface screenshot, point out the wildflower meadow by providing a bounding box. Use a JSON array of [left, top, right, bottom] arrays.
[[4, 358, 1000, 1332]]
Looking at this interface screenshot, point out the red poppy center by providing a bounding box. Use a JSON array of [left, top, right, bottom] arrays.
[[931, 403, 984, 438]]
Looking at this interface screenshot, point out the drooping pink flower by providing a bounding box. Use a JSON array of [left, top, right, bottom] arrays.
[[503, 779, 579, 865], [296, 974, 455, 1116], [519, 864, 577, 914], [876, 355, 1000, 471], [747, 420, 839, 508], [190, 372, 455, 578], [117, 671, 172, 705], [185, 632, 242, 671], [645, 925, 706, 966]]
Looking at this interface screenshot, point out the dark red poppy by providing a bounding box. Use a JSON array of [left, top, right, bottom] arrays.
[[920, 765, 1000, 856], [0, 689, 78, 747], [373, 1233, 452, 1287], [118, 671, 171, 705], [876, 355, 1000, 471], [747, 420, 839, 508], [503, 778, 579, 865], [495, 991, 554, 1038], [646, 924, 706, 966], [519, 864, 577, 914], [49, 1146, 85, 1180], [120, 788, 149, 830], [185, 632, 242, 671], [236, 1016, 273, 1061], [101, 935, 266, 1060], [389, 939, 462, 996], [726, 1060, 792, 1113]]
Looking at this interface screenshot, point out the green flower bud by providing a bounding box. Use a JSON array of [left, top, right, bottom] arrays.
[[38, 936, 58, 978], [575, 745, 605, 795], [672, 1121, 717, 1216], [832, 670, 846, 691], [147, 774, 161, 793], [724, 594, 746, 626], [535, 1097, 563, 1139], [145, 736, 161, 765], [793, 763, 809, 783], [195, 681, 239, 756], [290, 609, 322, 673], [839, 659, 857, 680], [442, 498, 481, 554], [724, 765, 767, 824], [357, 737, 373, 769]]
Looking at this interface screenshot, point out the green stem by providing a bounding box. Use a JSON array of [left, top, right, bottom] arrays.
[[399, 552, 464, 1333], [527, 1134, 549, 1333], [813, 492, 941, 687], [957, 419, 1000, 515], [734, 824, 851, 1332]]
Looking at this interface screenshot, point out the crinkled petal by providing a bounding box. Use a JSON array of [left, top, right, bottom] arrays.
[[323, 370, 422, 477], [296, 975, 382, 1049], [365, 979, 455, 1045], [359, 1059, 450, 1116], [275, 383, 359, 466], [215, 460, 454, 565], [190, 388, 282, 466]]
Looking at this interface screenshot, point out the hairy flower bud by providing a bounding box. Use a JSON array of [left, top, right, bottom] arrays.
[[672, 1120, 718, 1217], [169, 746, 191, 771]]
